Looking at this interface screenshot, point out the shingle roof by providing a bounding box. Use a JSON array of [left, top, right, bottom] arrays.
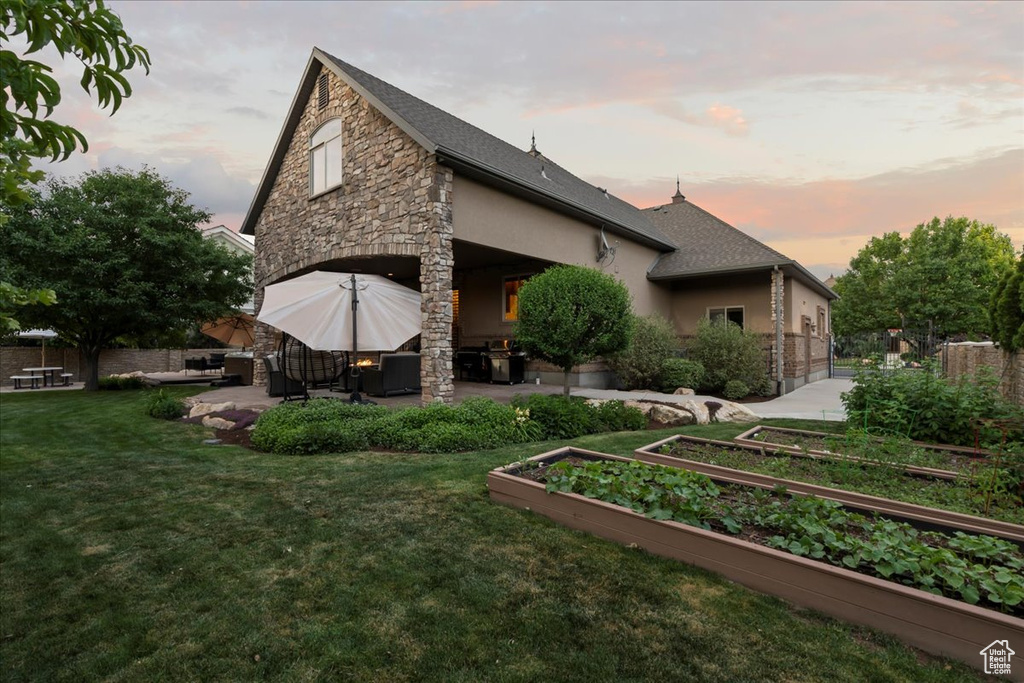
[[643, 199, 836, 299], [645, 199, 791, 278], [317, 51, 674, 249], [241, 49, 673, 249]]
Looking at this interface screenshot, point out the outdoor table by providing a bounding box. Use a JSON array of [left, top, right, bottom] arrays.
[[22, 366, 63, 387]]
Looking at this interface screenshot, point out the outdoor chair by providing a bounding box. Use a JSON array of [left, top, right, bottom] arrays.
[[362, 352, 421, 397], [207, 353, 226, 372], [263, 355, 304, 398], [185, 356, 211, 374]]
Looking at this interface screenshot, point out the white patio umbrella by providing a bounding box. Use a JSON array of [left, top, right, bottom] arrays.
[[258, 271, 421, 352], [16, 329, 58, 366]]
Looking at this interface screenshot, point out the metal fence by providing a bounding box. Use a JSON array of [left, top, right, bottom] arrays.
[[831, 328, 945, 378]]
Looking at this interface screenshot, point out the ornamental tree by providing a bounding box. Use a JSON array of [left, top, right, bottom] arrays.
[[1, 167, 252, 390], [514, 265, 633, 396], [989, 252, 1024, 352]]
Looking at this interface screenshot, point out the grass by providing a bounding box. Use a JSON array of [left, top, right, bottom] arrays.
[[0, 389, 986, 682]]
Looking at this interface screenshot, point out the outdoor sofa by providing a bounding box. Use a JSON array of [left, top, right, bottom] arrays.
[[362, 352, 421, 397]]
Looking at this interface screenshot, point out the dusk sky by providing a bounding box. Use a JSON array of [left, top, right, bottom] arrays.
[[32, 1, 1024, 279]]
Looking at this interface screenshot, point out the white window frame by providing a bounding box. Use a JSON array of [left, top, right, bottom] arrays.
[[707, 305, 745, 329], [309, 118, 342, 197]]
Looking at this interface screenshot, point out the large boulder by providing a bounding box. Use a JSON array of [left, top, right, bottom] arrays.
[[189, 401, 236, 419], [623, 400, 654, 416], [672, 387, 695, 395], [649, 404, 695, 427], [715, 401, 759, 423]]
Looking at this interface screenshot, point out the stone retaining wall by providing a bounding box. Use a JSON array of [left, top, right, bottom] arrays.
[[944, 342, 1024, 405], [1, 347, 227, 384]]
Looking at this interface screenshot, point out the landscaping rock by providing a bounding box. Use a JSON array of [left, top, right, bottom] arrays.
[[678, 400, 711, 425], [189, 401, 236, 419], [715, 401, 758, 423], [672, 387, 695, 395], [624, 400, 654, 416], [202, 416, 235, 430], [202, 439, 222, 445], [649, 404, 695, 427]]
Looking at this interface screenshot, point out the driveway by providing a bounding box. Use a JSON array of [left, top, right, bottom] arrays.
[[752, 378, 852, 422]]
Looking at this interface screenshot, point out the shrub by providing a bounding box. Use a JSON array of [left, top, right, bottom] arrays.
[[687, 319, 771, 395], [660, 358, 704, 392], [512, 394, 645, 439], [723, 380, 749, 400], [514, 265, 633, 396], [145, 389, 184, 420], [607, 314, 677, 390], [250, 396, 545, 455], [842, 363, 1023, 446], [595, 400, 648, 432], [97, 375, 145, 390]]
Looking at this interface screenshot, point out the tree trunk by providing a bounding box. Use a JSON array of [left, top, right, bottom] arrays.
[[82, 345, 102, 391], [562, 369, 571, 397]]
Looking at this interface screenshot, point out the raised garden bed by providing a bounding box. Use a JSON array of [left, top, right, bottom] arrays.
[[634, 435, 1024, 543], [734, 425, 993, 480], [488, 447, 1024, 673]]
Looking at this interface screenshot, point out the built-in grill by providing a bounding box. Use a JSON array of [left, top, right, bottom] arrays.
[[456, 342, 526, 384], [485, 341, 526, 385]]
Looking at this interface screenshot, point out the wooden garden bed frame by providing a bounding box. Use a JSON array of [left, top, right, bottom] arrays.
[[732, 425, 993, 481], [488, 446, 1024, 674]]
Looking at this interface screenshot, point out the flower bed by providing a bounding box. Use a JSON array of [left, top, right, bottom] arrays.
[[488, 448, 1024, 672], [733, 425, 993, 480], [636, 435, 1024, 531]]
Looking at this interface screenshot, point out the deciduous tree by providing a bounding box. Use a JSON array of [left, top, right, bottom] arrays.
[[832, 217, 1014, 337], [514, 265, 633, 396], [1, 167, 252, 390]]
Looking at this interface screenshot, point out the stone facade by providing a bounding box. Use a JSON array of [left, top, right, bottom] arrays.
[[251, 65, 455, 402], [945, 342, 1024, 405], [1, 347, 228, 383], [770, 268, 784, 385]]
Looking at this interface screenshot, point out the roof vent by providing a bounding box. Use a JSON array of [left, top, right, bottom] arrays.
[[541, 164, 549, 180], [317, 74, 329, 110]]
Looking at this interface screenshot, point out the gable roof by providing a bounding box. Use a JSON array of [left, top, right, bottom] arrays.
[[644, 199, 836, 299], [241, 49, 675, 250]]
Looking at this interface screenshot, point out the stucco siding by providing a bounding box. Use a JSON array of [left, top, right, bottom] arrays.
[[668, 272, 774, 335], [785, 276, 830, 335], [452, 176, 671, 317]]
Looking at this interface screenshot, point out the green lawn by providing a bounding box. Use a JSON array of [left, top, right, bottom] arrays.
[[0, 389, 984, 682]]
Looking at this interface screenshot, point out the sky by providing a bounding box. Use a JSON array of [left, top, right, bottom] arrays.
[[27, 0, 1024, 279]]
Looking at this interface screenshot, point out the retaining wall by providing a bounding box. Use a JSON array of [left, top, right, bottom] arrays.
[[944, 341, 1024, 405], [1, 347, 227, 383]]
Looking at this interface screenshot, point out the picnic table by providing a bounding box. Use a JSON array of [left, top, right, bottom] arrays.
[[22, 366, 65, 387]]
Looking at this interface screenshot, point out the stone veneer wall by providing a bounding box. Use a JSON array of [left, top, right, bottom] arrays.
[[251, 63, 455, 402], [1, 347, 228, 383], [770, 269, 784, 386], [945, 342, 1024, 405]]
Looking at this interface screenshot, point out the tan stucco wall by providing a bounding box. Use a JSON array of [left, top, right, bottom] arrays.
[[452, 176, 671, 317], [456, 265, 542, 345], [785, 277, 830, 335], [668, 272, 774, 335]]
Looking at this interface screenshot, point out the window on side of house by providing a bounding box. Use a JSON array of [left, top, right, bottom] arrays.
[[708, 306, 744, 329], [817, 306, 827, 338], [503, 275, 530, 322], [310, 118, 342, 196]]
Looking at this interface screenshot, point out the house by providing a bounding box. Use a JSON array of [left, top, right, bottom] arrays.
[[202, 224, 256, 314], [242, 48, 836, 403]]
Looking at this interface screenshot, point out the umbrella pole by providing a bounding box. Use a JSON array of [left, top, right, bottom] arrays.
[[349, 274, 363, 403]]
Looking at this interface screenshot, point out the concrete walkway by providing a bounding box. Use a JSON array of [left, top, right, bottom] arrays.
[[750, 378, 852, 422]]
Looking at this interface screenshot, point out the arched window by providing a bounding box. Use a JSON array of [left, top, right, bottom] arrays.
[[310, 118, 342, 195]]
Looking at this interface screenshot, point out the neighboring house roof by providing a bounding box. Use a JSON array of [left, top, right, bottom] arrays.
[[241, 49, 675, 250], [203, 225, 255, 255], [644, 198, 837, 299]]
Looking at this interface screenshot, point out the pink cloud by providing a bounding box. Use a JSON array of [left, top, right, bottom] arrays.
[[592, 148, 1024, 267]]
